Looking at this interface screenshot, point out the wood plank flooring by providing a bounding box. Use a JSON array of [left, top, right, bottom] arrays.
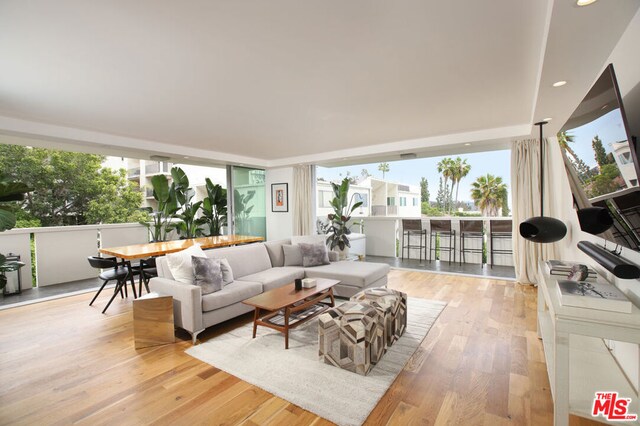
[[0, 270, 603, 425]]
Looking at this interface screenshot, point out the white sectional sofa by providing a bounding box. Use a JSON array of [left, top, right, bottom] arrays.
[[149, 238, 389, 343]]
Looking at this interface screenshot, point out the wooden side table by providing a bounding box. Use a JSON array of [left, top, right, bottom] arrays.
[[133, 292, 175, 349]]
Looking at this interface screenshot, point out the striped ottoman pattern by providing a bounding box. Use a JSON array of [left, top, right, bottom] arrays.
[[318, 302, 383, 376], [351, 288, 407, 348]]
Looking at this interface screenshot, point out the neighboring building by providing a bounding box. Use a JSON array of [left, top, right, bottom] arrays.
[[612, 141, 639, 188], [123, 158, 226, 209], [362, 177, 421, 217], [317, 180, 371, 221], [316, 177, 420, 220]]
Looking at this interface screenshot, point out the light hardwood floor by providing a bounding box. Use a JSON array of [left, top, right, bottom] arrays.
[[0, 270, 602, 425]]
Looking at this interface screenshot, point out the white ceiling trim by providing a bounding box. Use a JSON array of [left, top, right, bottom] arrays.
[[269, 124, 532, 167], [0, 115, 265, 168]]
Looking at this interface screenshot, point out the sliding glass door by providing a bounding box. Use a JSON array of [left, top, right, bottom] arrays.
[[228, 166, 266, 238]]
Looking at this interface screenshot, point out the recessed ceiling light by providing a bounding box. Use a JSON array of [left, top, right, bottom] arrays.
[[543, 117, 553, 122], [464, 143, 472, 146], [553, 81, 567, 87], [183, 156, 189, 159], [577, 0, 597, 6]]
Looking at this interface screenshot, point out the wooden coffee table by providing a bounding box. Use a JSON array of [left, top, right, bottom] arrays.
[[243, 279, 339, 349]]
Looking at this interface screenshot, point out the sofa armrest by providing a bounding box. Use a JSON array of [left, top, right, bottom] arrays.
[[149, 277, 203, 334]]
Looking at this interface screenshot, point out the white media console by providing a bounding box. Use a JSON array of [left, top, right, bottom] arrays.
[[537, 261, 640, 425]]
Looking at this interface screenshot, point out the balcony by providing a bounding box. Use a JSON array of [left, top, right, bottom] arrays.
[[145, 161, 171, 175], [0, 214, 514, 309], [128, 167, 141, 179], [371, 205, 398, 216], [360, 215, 515, 279]]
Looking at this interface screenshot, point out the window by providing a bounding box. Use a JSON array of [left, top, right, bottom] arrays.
[[319, 190, 333, 208], [413, 197, 419, 206], [619, 152, 633, 165], [387, 197, 395, 206], [354, 192, 369, 207], [399, 197, 407, 206]]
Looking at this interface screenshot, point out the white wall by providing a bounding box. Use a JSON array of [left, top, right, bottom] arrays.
[[265, 167, 294, 241], [548, 9, 640, 391]]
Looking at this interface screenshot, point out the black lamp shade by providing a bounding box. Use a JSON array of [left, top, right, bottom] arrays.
[[577, 207, 614, 235], [519, 216, 567, 243]]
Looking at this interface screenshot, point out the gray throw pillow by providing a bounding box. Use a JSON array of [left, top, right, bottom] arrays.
[[283, 244, 303, 266], [192, 256, 223, 295], [219, 258, 234, 284], [298, 242, 330, 267]]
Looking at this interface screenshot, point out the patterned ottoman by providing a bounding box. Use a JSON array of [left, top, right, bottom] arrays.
[[318, 302, 384, 375], [351, 288, 407, 348]]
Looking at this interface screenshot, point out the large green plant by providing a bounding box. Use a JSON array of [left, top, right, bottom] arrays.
[[233, 189, 255, 235], [141, 174, 178, 242], [326, 178, 362, 251], [201, 178, 227, 236], [0, 176, 32, 289], [172, 167, 204, 239]]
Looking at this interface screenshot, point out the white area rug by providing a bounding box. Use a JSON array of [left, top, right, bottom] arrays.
[[186, 297, 446, 426]]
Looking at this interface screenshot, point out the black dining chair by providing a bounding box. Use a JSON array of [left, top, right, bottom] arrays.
[[138, 257, 157, 296], [87, 256, 138, 314]]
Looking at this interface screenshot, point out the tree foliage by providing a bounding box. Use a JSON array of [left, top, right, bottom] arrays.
[[0, 145, 146, 226], [420, 177, 429, 203], [592, 135, 610, 169], [470, 174, 508, 217], [378, 162, 390, 179], [86, 168, 148, 224]]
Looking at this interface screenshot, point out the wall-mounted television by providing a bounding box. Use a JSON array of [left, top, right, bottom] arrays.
[[559, 63, 640, 251]]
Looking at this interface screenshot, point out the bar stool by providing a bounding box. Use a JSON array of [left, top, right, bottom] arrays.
[[459, 220, 484, 265], [401, 219, 427, 261], [429, 220, 456, 264], [489, 220, 513, 268]]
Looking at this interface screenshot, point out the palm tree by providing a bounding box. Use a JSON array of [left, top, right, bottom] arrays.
[[378, 162, 390, 179], [450, 157, 471, 212], [470, 174, 507, 217], [558, 131, 578, 162], [437, 158, 454, 212]]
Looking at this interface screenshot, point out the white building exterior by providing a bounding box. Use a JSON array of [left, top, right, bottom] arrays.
[[611, 141, 639, 188], [120, 158, 226, 208], [316, 177, 420, 220]]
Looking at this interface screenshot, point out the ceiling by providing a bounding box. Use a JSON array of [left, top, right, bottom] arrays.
[[0, 0, 638, 168]]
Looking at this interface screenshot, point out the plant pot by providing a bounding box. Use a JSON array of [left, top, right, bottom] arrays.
[[336, 246, 350, 261]]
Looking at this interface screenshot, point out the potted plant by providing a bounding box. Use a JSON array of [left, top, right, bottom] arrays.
[[0, 176, 32, 291], [326, 178, 362, 260], [171, 167, 204, 239], [141, 174, 178, 242], [200, 178, 227, 236]]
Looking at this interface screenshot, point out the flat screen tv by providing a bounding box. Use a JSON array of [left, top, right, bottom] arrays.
[[559, 63, 640, 251]]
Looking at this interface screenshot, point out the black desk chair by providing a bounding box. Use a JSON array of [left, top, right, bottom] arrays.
[[489, 220, 513, 268], [87, 256, 138, 314], [459, 220, 484, 265], [401, 219, 427, 261], [138, 257, 157, 296], [429, 220, 456, 264]]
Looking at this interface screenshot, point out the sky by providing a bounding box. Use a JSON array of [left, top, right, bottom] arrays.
[[564, 108, 630, 169], [317, 149, 512, 203]]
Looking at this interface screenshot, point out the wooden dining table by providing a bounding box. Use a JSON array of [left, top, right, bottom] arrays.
[[99, 234, 264, 260]]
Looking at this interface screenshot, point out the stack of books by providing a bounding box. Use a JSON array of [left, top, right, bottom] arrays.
[[545, 260, 596, 279], [555, 279, 632, 313]]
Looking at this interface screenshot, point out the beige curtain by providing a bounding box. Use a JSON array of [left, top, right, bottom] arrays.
[[511, 138, 559, 284], [293, 165, 313, 236]]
